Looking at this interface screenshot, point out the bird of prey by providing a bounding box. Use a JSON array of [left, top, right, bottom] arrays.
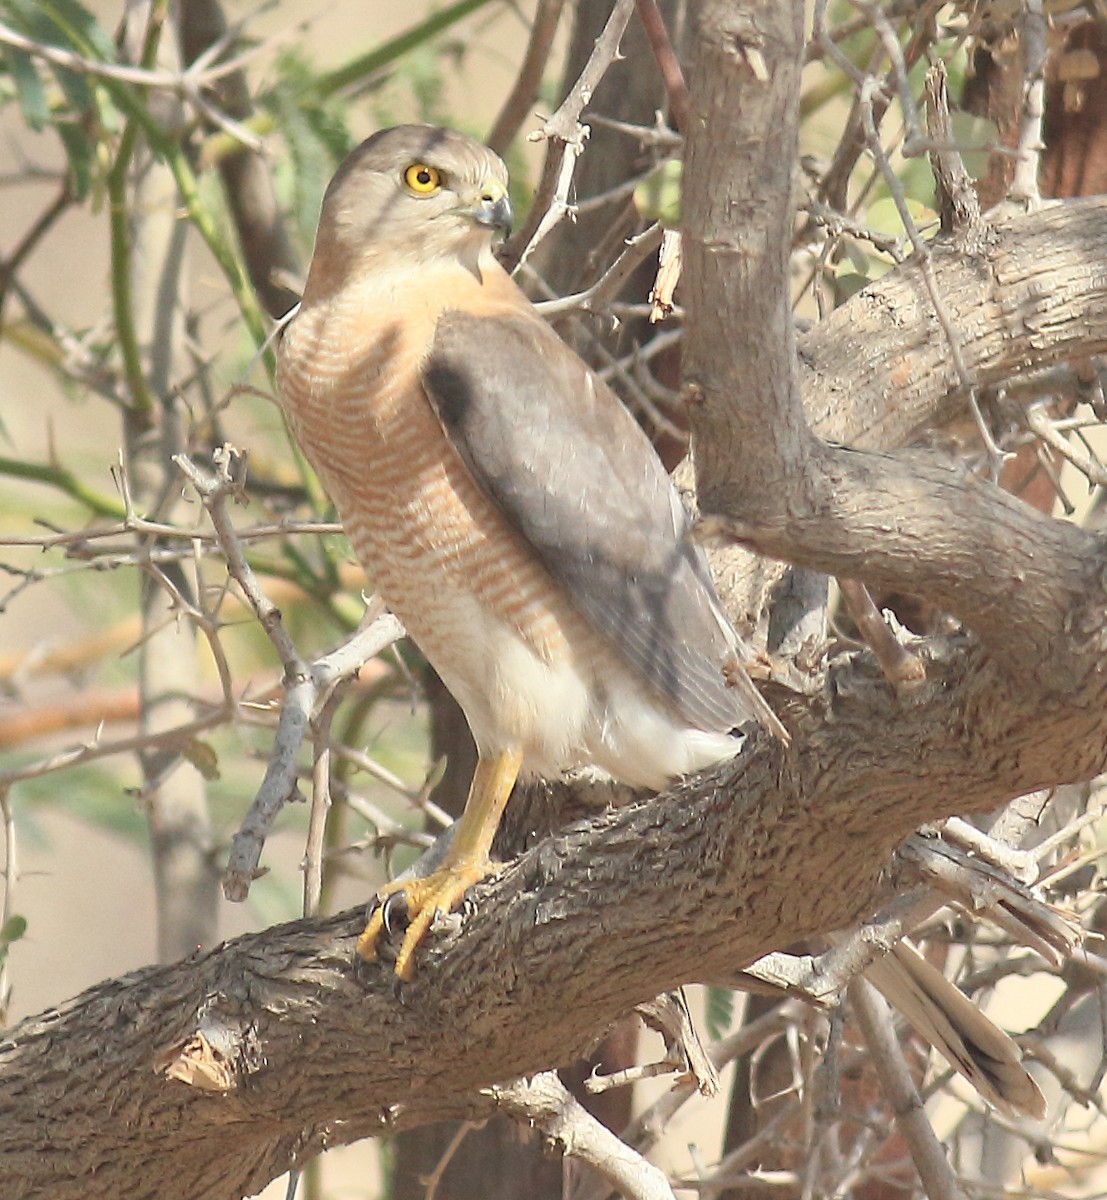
[[277, 125, 784, 979], [274, 125, 1042, 1120]]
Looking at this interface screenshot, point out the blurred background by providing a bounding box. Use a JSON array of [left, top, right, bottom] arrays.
[[4, 2, 1107, 1197]]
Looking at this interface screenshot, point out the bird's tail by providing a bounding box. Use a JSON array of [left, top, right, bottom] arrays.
[[864, 939, 1045, 1118]]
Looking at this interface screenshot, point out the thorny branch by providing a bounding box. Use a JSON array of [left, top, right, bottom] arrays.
[[501, 0, 637, 270], [172, 449, 403, 902], [493, 1073, 678, 1200], [6, 3, 1107, 1199]]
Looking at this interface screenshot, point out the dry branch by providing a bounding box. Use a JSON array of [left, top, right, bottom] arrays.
[[6, 4, 1107, 1198], [3, 602, 1107, 1199]]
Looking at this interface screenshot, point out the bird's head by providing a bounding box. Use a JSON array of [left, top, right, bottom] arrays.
[[304, 125, 512, 298]]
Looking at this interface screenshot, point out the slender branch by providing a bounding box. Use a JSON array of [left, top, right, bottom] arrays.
[[304, 691, 342, 917], [172, 449, 403, 901], [634, 0, 689, 135], [0, 180, 74, 326], [535, 223, 664, 317], [501, 0, 637, 271], [179, 0, 302, 318], [0, 454, 125, 519], [486, 0, 566, 154], [107, 0, 170, 422], [837, 579, 925, 687], [0, 15, 293, 89], [850, 980, 970, 1200], [1009, 0, 1047, 207], [493, 1073, 678, 1200]]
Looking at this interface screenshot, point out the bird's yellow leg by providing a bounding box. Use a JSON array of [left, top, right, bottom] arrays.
[[356, 748, 523, 978]]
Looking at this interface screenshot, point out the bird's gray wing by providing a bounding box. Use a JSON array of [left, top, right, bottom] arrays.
[[422, 308, 778, 735]]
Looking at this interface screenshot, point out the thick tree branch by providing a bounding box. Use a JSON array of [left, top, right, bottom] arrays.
[[4, 622, 1107, 1198], [800, 200, 1107, 451], [682, 0, 1106, 684]]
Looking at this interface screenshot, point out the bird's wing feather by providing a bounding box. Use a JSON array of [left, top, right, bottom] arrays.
[[865, 941, 1045, 1118], [422, 307, 775, 734]]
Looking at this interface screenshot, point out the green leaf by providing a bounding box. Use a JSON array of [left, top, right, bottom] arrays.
[[312, 0, 497, 100], [48, 60, 92, 114], [705, 986, 735, 1041], [0, 913, 27, 948], [866, 195, 937, 240], [2, 47, 50, 129], [23, 0, 116, 61], [634, 159, 682, 227], [182, 739, 221, 782], [55, 117, 94, 197], [832, 269, 874, 301], [265, 54, 348, 236]]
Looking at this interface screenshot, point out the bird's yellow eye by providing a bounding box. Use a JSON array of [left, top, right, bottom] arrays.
[[403, 163, 442, 194]]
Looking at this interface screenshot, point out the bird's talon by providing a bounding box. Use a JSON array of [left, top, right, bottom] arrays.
[[355, 860, 495, 977], [380, 889, 409, 937]]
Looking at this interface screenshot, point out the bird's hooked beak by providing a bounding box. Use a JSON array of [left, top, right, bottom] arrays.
[[467, 182, 513, 237]]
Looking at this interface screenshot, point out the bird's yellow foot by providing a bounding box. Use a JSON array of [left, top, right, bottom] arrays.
[[356, 859, 494, 980]]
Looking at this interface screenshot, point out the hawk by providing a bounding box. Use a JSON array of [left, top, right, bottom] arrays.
[[277, 125, 783, 979], [274, 125, 1043, 1120]]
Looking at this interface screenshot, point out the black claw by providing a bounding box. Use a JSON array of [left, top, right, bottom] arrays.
[[380, 889, 410, 937]]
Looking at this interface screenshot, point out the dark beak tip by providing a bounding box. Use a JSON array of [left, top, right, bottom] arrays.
[[496, 205, 514, 237], [477, 196, 513, 236]]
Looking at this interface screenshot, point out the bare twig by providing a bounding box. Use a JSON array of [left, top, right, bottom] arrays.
[[1009, 0, 1047, 207], [0, 707, 229, 790], [221, 614, 404, 901], [423, 1121, 481, 1200], [1026, 401, 1107, 487], [486, 0, 566, 155], [0, 179, 74, 324], [856, 75, 1008, 472], [493, 1072, 678, 1200], [924, 63, 984, 239], [837, 578, 925, 687], [501, 0, 637, 271], [172, 448, 403, 900], [0, 13, 295, 91], [0, 517, 342, 552], [849, 980, 970, 1200], [535, 223, 664, 317], [616, 1004, 802, 1163], [303, 690, 341, 918], [803, 199, 906, 261]]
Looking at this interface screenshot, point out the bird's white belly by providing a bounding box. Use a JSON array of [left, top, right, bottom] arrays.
[[407, 588, 742, 791]]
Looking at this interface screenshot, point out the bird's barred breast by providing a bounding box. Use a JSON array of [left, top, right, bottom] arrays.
[[277, 296, 615, 760]]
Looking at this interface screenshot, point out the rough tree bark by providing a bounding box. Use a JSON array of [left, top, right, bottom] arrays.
[[3, 2, 1107, 1197]]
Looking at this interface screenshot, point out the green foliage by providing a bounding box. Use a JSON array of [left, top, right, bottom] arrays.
[[0, 914, 27, 969], [0, 0, 117, 198], [705, 985, 735, 1041], [263, 50, 356, 239], [635, 159, 682, 227]]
